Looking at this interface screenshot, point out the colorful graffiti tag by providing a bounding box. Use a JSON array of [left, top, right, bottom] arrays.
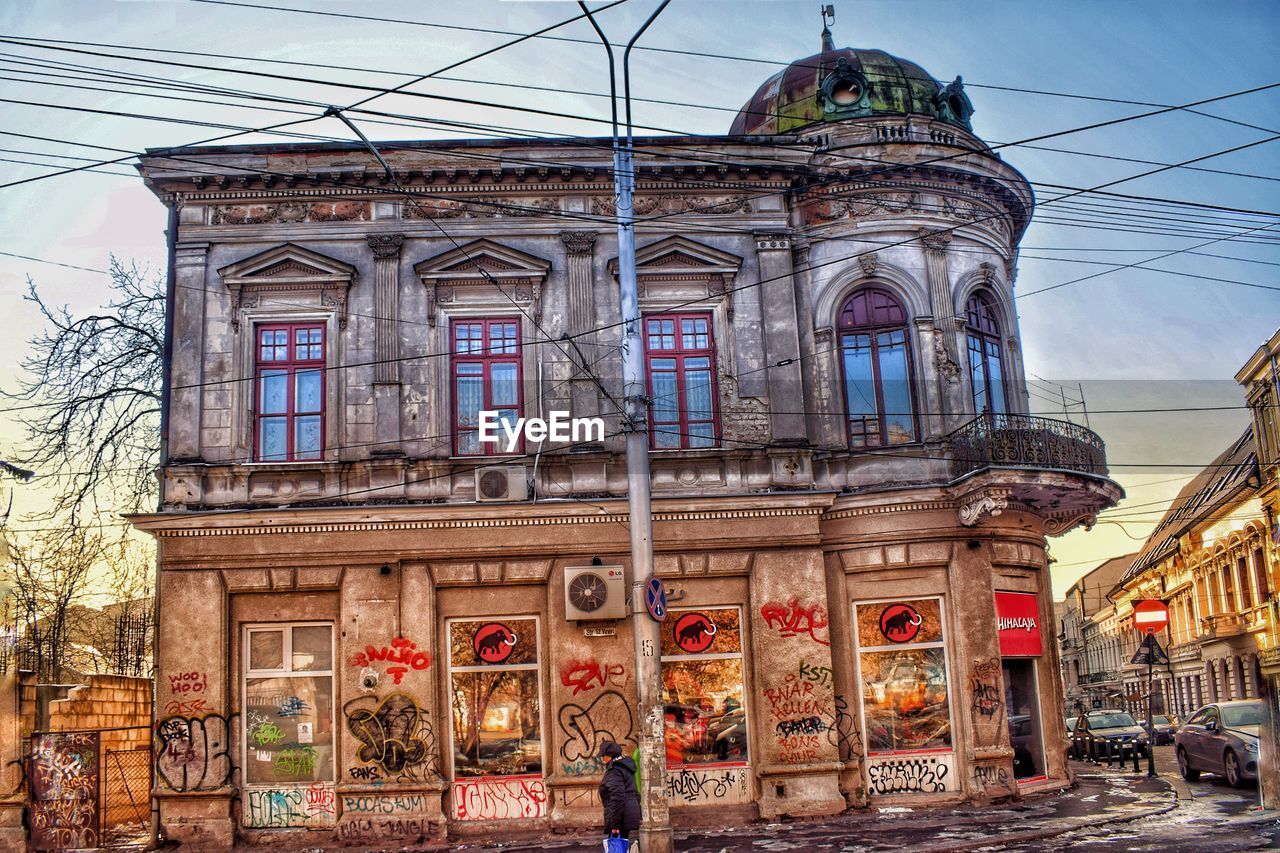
[[29, 732, 100, 851]]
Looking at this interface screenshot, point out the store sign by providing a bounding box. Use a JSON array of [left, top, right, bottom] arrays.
[[994, 591, 1042, 657]]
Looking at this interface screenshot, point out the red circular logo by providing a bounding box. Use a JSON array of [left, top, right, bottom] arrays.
[[473, 623, 518, 664], [879, 604, 922, 643], [673, 613, 717, 654]]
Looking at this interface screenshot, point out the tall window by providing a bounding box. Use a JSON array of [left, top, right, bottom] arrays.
[[255, 324, 325, 462], [644, 313, 718, 449], [838, 288, 916, 447], [660, 608, 748, 766], [452, 319, 521, 456], [964, 292, 1008, 415]]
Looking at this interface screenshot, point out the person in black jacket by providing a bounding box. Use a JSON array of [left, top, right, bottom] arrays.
[[597, 740, 641, 841]]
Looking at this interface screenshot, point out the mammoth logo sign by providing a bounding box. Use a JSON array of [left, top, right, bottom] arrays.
[[672, 612, 717, 654], [878, 603, 922, 643], [473, 623, 518, 664]]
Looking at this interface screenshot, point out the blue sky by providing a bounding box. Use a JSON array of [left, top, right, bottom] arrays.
[[0, 0, 1276, 596]]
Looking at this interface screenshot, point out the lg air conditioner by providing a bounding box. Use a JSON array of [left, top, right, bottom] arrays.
[[564, 565, 627, 620], [474, 465, 528, 502]]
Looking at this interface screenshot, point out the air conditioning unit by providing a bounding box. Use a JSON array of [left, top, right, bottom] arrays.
[[564, 565, 627, 621], [474, 465, 528, 502]]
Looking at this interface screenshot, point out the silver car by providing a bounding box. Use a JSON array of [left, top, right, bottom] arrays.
[[1174, 700, 1265, 787]]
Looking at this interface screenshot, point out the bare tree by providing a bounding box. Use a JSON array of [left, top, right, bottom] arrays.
[[6, 257, 163, 523]]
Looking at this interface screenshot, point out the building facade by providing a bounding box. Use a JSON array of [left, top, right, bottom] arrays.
[[1058, 554, 1136, 715], [131, 33, 1121, 847]]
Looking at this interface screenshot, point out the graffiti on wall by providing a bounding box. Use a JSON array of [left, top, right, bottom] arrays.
[[665, 766, 751, 805], [29, 732, 100, 852], [337, 817, 435, 844], [760, 598, 830, 645], [558, 690, 635, 775], [765, 668, 835, 764], [972, 762, 1011, 795], [453, 777, 547, 821], [826, 695, 861, 760], [865, 754, 954, 795], [243, 782, 336, 828], [349, 636, 431, 685], [970, 657, 1004, 723], [560, 659, 626, 695], [155, 714, 236, 792], [167, 671, 208, 695], [345, 693, 438, 782]]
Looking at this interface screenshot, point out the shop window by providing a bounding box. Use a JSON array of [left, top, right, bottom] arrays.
[[660, 608, 747, 765], [242, 623, 335, 785], [447, 618, 542, 777], [853, 598, 953, 754], [255, 324, 325, 461], [451, 319, 522, 456], [964, 291, 1008, 415], [837, 288, 917, 447], [644, 313, 719, 449]]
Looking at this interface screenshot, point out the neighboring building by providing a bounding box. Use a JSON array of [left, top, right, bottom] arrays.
[[1058, 553, 1136, 715], [130, 26, 1121, 848]]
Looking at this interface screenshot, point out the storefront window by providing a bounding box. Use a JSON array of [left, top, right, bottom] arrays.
[[448, 618, 542, 777], [660, 608, 748, 765], [854, 599, 953, 753], [242, 623, 335, 785]]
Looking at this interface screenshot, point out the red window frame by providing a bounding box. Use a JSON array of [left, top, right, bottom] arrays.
[[253, 322, 325, 462], [451, 318, 523, 456], [643, 312, 719, 450]]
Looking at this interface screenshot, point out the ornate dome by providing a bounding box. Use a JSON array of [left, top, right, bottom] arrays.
[[729, 30, 974, 136]]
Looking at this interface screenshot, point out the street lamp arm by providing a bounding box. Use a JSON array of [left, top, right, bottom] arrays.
[[622, 0, 672, 144], [576, 2, 619, 142]]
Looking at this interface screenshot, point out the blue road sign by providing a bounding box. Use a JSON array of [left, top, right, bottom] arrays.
[[645, 577, 667, 622]]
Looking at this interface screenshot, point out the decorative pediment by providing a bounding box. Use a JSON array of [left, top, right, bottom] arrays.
[[217, 243, 357, 330], [608, 236, 743, 317], [413, 239, 551, 326]]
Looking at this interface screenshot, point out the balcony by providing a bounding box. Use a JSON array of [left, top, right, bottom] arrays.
[[1199, 613, 1245, 641], [1080, 671, 1119, 685], [945, 413, 1122, 533]]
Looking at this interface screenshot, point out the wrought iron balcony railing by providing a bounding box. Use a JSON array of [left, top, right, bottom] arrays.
[[947, 412, 1108, 480]]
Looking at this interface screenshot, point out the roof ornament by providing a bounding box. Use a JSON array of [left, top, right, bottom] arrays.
[[821, 4, 836, 52]]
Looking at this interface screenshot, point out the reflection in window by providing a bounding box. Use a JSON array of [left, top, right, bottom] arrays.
[[964, 291, 1007, 415], [451, 319, 522, 456], [660, 608, 747, 766], [644, 313, 718, 450], [838, 289, 916, 447], [448, 618, 541, 778], [243, 623, 334, 785], [254, 324, 325, 461], [854, 599, 953, 754]]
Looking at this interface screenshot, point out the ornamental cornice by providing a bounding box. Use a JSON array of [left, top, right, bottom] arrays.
[[824, 500, 956, 521]]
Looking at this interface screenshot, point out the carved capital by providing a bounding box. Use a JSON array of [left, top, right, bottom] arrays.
[[755, 234, 791, 252], [559, 230, 598, 255], [366, 232, 405, 259], [918, 227, 952, 253]]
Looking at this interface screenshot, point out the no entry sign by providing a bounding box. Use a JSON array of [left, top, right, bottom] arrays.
[[1132, 599, 1169, 635]]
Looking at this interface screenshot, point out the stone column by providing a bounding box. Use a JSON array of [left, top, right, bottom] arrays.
[[368, 234, 404, 455], [918, 229, 965, 435], [172, 241, 210, 461], [559, 231, 605, 436], [790, 239, 823, 445], [754, 234, 806, 444]]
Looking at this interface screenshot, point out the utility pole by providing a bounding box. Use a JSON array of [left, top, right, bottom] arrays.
[[579, 4, 672, 851]]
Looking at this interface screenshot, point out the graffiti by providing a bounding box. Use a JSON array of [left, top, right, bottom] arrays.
[[248, 713, 285, 746], [560, 659, 626, 695], [761, 598, 830, 645], [155, 714, 235, 792], [763, 680, 828, 720], [164, 698, 209, 716], [473, 623, 519, 664], [341, 793, 426, 814], [866, 754, 953, 795], [826, 695, 861, 760], [348, 766, 382, 781], [273, 745, 317, 779], [879, 603, 923, 643], [346, 693, 437, 781], [337, 817, 434, 843], [973, 763, 1010, 792], [167, 671, 208, 695], [796, 660, 833, 690], [244, 784, 336, 828], [349, 636, 432, 685], [970, 658, 1004, 720], [454, 777, 547, 820], [673, 612, 717, 653], [558, 690, 635, 770], [278, 696, 309, 717], [560, 757, 604, 776], [775, 716, 826, 737], [664, 767, 751, 805], [29, 731, 100, 852]]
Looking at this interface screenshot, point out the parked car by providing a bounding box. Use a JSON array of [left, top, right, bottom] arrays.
[[707, 709, 748, 761], [1065, 717, 1077, 734], [1073, 709, 1149, 759], [1141, 713, 1179, 745], [1174, 700, 1264, 787]]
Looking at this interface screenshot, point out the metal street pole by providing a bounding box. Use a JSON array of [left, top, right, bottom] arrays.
[[1147, 652, 1156, 776], [578, 4, 672, 851]]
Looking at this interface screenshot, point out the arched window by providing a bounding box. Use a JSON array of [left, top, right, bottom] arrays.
[[964, 291, 1008, 414], [838, 288, 917, 447]]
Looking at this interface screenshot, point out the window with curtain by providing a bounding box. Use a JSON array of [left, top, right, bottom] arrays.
[[644, 313, 718, 449], [964, 291, 1008, 415], [255, 323, 325, 461], [451, 319, 522, 456], [837, 288, 917, 447]]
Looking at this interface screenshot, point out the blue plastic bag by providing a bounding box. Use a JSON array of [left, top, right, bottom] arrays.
[[603, 836, 630, 853]]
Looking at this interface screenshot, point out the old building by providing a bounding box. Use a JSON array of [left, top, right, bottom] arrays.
[[130, 28, 1121, 848], [1058, 553, 1137, 715]]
